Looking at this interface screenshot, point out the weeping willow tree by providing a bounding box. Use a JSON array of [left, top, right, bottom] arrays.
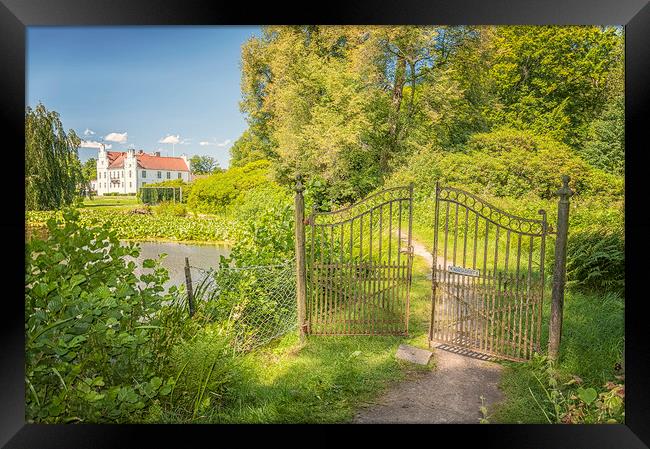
[[25, 103, 83, 211]]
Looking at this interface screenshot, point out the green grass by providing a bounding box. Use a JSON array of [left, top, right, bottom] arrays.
[[492, 289, 624, 423], [81, 195, 139, 210], [155, 252, 434, 423]]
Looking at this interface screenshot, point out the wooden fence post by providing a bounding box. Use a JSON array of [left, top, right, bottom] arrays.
[[294, 174, 308, 342], [184, 256, 195, 318], [548, 175, 573, 362]]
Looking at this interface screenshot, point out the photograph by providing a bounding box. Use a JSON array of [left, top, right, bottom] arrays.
[[22, 23, 629, 427]]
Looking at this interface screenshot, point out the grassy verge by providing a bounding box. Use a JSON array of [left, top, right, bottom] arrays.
[[154, 252, 434, 423], [492, 289, 624, 423]]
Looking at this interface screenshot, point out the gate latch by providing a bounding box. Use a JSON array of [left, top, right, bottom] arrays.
[[400, 245, 414, 255]]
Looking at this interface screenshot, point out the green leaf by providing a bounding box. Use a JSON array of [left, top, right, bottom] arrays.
[[142, 259, 156, 269], [577, 387, 598, 404]]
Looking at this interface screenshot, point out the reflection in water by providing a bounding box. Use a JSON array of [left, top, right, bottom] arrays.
[[127, 241, 231, 289]]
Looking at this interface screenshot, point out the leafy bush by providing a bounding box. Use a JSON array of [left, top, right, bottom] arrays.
[[25, 209, 192, 423], [187, 160, 273, 214], [387, 128, 623, 202], [226, 182, 292, 224], [224, 200, 294, 267], [155, 201, 187, 217]]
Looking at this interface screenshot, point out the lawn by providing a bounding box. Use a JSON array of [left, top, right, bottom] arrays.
[[81, 195, 139, 210]]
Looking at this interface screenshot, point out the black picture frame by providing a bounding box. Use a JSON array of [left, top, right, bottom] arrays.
[[2, 0, 649, 447]]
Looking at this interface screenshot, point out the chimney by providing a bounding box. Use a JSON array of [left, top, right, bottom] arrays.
[[138, 150, 144, 155], [154, 151, 160, 157]]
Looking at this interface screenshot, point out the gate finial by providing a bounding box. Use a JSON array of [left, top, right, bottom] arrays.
[[294, 173, 305, 193]]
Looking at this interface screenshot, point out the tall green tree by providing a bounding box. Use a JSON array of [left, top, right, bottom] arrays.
[[189, 155, 220, 174], [25, 103, 83, 210], [82, 157, 97, 181], [488, 26, 620, 147]]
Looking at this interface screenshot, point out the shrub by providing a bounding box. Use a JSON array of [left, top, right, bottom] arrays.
[[25, 209, 191, 423], [387, 128, 623, 202], [187, 160, 272, 214], [155, 201, 187, 217], [525, 355, 624, 424]]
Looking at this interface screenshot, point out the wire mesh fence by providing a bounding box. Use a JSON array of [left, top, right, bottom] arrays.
[[139, 186, 184, 204], [187, 260, 297, 352]]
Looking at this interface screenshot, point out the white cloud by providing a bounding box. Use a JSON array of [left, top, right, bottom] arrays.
[[200, 139, 232, 147], [81, 140, 112, 150], [83, 128, 95, 136], [159, 134, 181, 144], [105, 132, 128, 144]]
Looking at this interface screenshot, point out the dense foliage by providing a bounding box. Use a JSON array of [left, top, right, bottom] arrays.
[[189, 155, 221, 174], [187, 160, 274, 214], [27, 209, 233, 243], [26, 103, 84, 210], [25, 209, 192, 422], [234, 26, 623, 204]]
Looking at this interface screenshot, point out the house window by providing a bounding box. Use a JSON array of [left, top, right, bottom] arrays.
[[129, 182, 132, 188], [178, 173, 182, 179], [157, 171, 161, 179], [142, 170, 146, 178], [166, 172, 171, 179], [129, 171, 131, 177]]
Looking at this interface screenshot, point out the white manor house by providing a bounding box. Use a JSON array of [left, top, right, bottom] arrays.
[[94, 147, 191, 195]]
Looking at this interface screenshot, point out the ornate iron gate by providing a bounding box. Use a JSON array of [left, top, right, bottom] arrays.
[[429, 184, 549, 361], [306, 185, 414, 335]]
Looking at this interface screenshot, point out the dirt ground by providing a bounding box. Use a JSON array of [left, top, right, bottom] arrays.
[[353, 234, 505, 424], [353, 345, 504, 424]]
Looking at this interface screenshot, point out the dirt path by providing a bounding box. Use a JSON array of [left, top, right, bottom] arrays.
[[353, 234, 505, 424]]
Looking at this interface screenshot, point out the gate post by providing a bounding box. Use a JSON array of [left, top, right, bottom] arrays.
[[548, 175, 573, 362], [294, 174, 308, 342], [184, 257, 195, 318]]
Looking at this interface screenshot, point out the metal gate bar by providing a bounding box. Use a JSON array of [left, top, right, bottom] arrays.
[[307, 185, 414, 335], [429, 183, 548, 361]]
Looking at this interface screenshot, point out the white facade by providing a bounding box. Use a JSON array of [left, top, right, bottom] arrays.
[[95, 148, 190, 196]]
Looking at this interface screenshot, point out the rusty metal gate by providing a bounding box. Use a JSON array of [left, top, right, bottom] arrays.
[[429, 184, 549, 361], [306, 185, 414, 335]]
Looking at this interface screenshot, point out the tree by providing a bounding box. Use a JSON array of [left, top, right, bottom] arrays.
[[488, 26, 621, 148], [82, 157, 97, 181], [189, 155, 220, 174], [78, 157, 97, 198], [25, 103, 83, 210], [229, 130, 271, 168]]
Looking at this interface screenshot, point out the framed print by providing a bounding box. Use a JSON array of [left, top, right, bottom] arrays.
[[2, 0, 649, 447]]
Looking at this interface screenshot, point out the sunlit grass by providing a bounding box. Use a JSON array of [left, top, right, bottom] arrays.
[[156, 251, 434, 423]]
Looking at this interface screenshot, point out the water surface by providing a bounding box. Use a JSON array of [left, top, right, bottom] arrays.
[[129, 241, 231, 288]]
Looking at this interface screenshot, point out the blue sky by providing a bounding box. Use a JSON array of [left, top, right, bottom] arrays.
[[27, 26, 261, 167]]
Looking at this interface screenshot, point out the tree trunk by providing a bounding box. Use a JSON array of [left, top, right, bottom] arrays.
[[382, 54, 407, 174]]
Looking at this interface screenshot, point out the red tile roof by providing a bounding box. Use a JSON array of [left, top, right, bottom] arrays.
[[105, 151, 189, 171]]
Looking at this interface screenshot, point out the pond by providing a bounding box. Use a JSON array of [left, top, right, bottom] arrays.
[[130, 241, 231, 288], [26, 224, 232, 289]]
